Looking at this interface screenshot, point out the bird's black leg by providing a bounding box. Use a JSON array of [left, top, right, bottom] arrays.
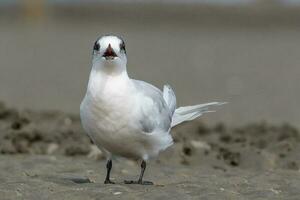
[[124, 160, 153, 185], [104, 159, 115, 184]]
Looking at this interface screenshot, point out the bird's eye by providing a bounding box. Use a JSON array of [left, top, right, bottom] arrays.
[[120, 42, 126, 53], [93, 42, 100, 51]]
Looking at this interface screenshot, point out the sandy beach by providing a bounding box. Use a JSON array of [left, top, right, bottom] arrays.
[[0, 102, 300, 199]]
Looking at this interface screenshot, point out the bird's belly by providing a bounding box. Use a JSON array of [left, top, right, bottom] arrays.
[[88, 122, 171, 160], [80, 93, 173, 160], [88, 121, 147, 159], [81, 98, 147, 159]]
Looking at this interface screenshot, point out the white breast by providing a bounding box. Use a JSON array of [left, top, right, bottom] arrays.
[[80, 71, 143, 158]]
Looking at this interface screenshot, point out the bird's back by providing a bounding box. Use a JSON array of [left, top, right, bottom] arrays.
[[132, 80, 173, 133]]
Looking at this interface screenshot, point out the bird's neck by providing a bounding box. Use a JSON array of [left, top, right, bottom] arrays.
[[87, 63, 131, 98]]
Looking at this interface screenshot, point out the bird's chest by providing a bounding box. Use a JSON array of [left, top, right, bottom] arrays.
[[81, 81, 138, 136], [81, 96, 139, 155]]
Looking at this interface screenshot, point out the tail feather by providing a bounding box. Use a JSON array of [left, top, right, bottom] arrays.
[[171, 102, 226, 127]]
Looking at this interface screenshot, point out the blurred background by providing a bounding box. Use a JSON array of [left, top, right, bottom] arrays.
[[0, 0, 300, 126]]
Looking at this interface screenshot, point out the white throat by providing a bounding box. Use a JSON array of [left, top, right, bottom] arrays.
[[87, 60, 131, 99]]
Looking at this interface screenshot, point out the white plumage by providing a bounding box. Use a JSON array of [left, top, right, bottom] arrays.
[[80, 35, 225, 184]]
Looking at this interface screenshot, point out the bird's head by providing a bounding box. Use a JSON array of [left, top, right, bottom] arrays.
[[92, 35, 127, 74]]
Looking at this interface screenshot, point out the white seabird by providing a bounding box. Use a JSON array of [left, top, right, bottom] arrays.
[[80, 35, 225, 185]]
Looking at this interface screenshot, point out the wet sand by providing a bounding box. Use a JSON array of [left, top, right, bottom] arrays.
[[0, 102, 300, 199]]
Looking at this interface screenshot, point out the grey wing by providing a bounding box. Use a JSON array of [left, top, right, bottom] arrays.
[[133, 80, 172, 133]]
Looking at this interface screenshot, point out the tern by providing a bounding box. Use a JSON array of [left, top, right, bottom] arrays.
[[80, 35, 225, 185]]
